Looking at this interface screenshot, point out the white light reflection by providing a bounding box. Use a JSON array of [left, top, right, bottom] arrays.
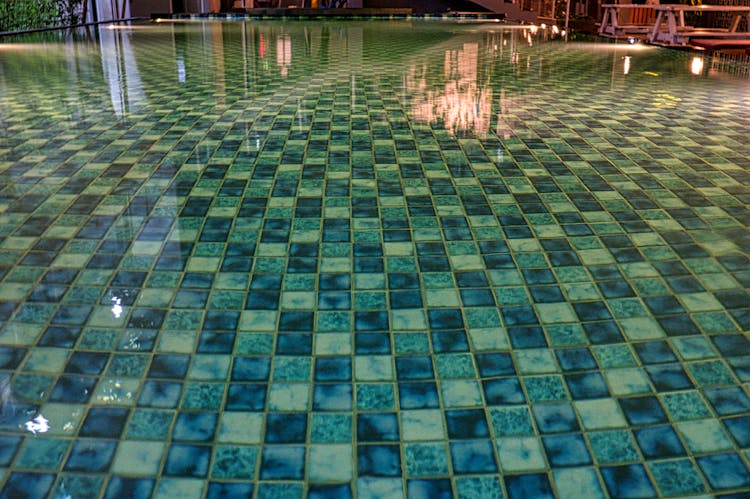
[[691, 56, 704, 75], [111, 296, 123, 318], [24, 414, 50, 434], [623, 56, 632, 75]]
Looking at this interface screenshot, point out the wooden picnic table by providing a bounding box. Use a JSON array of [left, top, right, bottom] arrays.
[[647, 4, 750, 45], [600, 4, 659, 38]]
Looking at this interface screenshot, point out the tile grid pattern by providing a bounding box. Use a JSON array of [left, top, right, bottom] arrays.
[[0, 20, 749, 499]]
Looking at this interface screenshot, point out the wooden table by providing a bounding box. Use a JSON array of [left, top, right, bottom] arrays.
[[600, 4, 659, 38], [647, 4, 750, 46]]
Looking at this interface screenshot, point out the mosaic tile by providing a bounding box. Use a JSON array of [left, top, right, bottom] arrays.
[[2, 17, 750, 499]]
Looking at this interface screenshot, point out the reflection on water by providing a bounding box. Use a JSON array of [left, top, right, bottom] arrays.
[[407, 43, 494, 137]]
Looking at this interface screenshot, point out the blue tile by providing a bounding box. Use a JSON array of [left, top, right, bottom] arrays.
[[396, 356, 434, 380], [430, 330, 469, 353], [572, 301, 612, 322], [619, 396, 667, 425], [508, 326, 547, 348], [704, 386, 750, 416], [542, 434, 592, 466], [556, 347, 597, 371], [724, 415, 750, 447], [475, 352, 515, 377], [633, 340, 676, 364], [172, 412, 217, 441], [427, 309, 464, 329], [357, 413, 399, 441], [583, 321, 623, 344], [315, 357, 352, 381], [65, 351, 108, 374], [313, 384, 353, 411], [355, 333, 391, 354], [232, 356, 271, 381], [148, 354, 190, 379], [164, 444, 211, 477], [398, 382, 439, 409], [64, 438, 117, 472], [712, 334, 750, 356], [600, 464, 657, 498], [103, 477, 155, 499], [0, 435, 21, 466], [80, 407, 130, 438], [276, 333, 312, 355], [501, 305, 539, 326], [266, 413, 307, 443], [357, 444, 402, 477], [0, 472, 56, 499], [225, 383, 266, 411], [483, 377, 526, 405], [0, 346, 26, 369], [355, 311, 389, 331], [645, 364, 693, 391], [197, 331, 236, 353], [449, 440, 497, 473], [307, 483, 352, 499], [260, 445, 305, 479], [49, 375, 97, 403], [445, 409, 490, 439], [532, 402, 579, 433], [504, 473, 555, 499], [565, 372, 609, 399], [634, 425, 686, 458], [278, 311, 314, 331], [697, 453, 750, 489]]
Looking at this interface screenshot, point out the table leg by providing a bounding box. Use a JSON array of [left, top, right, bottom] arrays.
[[649, 10, 664, 43], [667, 11, 678, 44], [729, 14, 741, 32]]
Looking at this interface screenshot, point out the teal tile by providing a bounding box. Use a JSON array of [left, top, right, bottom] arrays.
[[455, 476, 504, 499], [489, 407, 534, 436], [404, 442, 450, 476], [648, 459, 706, 495], [660, 391, 712, 420], [310, 413, 352, 443], [357, 383, 395, 410], [211, 445, 259, 479], [15, 437, 70, 469], [588, 430, 639, 464], [523, 375, 568, 402]]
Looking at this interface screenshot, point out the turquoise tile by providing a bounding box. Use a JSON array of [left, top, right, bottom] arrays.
[[404, 442, 450, 476], [648, 459, 706, 495], [1, 19, 750, 499]]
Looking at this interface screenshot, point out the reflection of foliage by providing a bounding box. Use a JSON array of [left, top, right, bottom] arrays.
[[0, 0, 85, 32]]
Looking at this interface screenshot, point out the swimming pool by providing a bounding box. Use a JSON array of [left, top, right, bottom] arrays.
[[1, 18, 750, 498]]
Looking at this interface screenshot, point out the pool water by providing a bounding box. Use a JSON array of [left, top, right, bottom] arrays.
[[1, 19, 750, 499]]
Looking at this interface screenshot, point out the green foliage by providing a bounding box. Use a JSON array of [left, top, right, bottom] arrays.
[[0, 0, 85, 33]]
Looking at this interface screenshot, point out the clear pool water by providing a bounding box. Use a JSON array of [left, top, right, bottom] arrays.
[[1, 19, 750, 499]]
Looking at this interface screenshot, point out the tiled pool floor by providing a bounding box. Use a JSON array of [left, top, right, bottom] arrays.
[[1, 19, 750, 498]]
